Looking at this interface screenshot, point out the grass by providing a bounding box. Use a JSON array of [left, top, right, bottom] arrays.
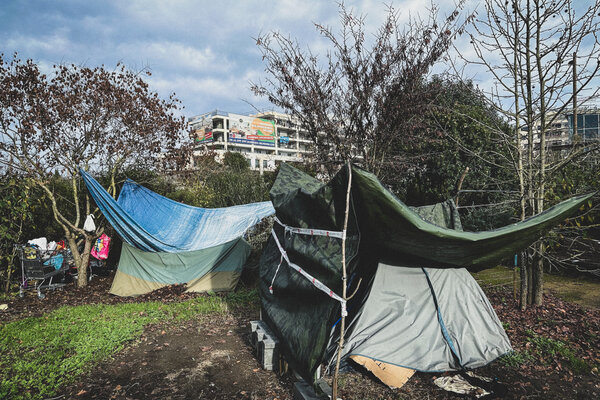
[[0, 290, 258, 400], [526, 330, 594, 375], [472, 265, 600, 309], [499, 329, 596, 374], [543, 274, 600, 309], [499, 350, 534, 368]]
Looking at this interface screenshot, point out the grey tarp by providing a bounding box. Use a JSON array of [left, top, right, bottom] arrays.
[[260, 163, 593, 382], [339, 265, 512, 372], [337, 200, 511, 372]]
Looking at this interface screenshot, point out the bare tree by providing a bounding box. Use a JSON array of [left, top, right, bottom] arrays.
[[0, 54, 191, 286], [463, 0, 600, 307], [251, 1, 474, 178]]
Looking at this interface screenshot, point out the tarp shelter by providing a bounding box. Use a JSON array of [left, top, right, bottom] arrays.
[[259, 163, 593, 383], [80, 170, 275, 296]]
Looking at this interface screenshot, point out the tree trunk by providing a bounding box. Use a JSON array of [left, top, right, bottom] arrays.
[[533, 242, 544, 305], [519, 251, 528, 311], [5, 247, 16, 293], [526, 250, 534, 306], [77, 237, 93, 287]]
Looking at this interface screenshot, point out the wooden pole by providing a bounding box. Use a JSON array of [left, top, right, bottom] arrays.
[[332, 162, 352, 400]]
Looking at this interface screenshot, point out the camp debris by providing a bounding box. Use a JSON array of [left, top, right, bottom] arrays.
[[259, 163, 593, 386], [80, 169, 275, 296]]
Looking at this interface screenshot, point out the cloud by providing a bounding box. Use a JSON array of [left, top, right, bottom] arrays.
[[2, 0, 464, 117], [5, 30, 72, 56], [116, 41, 226, 74], [147, 68, 270, 115]]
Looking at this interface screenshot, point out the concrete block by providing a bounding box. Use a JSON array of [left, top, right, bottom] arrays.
[[249, 320, 261, 334], [249, 320, 272, 349], [315, 379, 331, 398], [258, 337, 279, 370], [293, 379, 338, 400], [250, 320, 281, 371], [293, 380, 323, 400]]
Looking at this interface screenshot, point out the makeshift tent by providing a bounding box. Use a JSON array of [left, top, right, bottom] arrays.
[[259, 163, 593, 383], [81, 170, 275, 296]]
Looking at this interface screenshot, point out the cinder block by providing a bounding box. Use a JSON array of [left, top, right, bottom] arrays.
[[293, 379, 339, 400], [249, 320, 272, 349], [249, 320, 261, 334], [250, 320, 281, 371], [293, 380, 320, 400], [315, 379, 333, 399], [259, 337, 279, 370], [252, 327, 269, 350]]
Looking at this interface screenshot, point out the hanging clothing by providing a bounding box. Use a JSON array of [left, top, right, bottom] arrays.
[[91, 234, 111, 260]]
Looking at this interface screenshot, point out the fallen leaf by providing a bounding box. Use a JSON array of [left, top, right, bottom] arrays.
[[77, 390, 87, 396]]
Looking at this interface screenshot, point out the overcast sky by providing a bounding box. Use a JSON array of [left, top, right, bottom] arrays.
[[1, 0, 484, 118]]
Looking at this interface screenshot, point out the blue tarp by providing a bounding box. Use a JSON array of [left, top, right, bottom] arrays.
[[80, 169, 275, 252]]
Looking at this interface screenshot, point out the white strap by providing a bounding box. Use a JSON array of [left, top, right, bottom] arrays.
[[274, 217, 344, 239], [269, 255, 284, 294], [270, 230, 347, 317]]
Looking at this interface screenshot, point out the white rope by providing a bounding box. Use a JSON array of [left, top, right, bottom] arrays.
[[269, 255, 284, 294], [270, 229, 347, 317], [274, 217, 345, 239]]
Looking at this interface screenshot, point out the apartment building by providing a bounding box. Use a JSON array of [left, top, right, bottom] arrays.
[[519, 106, 600, 152], [189, 110, 313, 172]]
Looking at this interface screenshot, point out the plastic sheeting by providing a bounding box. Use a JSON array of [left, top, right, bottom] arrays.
[[80, 169, 275, 252], [341, 265, 512, 372], [110, 239, 251, 296], [259, 163, 593, 383]]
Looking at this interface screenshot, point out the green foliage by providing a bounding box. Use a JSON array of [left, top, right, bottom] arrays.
[[0, 176, 35, 291], [499, 351, 534, 368], [527, 332, 594, 375], [0, 291, 257, 400], [391, 76, 518, 230], [167, 153, 271, 208], [204, 169, 270, 207], [223, 287, 259, 306], [223, 151, 250, 172], [543, 160, 600, 273], [168, 181, 217, 208], [500, 329, 596, 374]]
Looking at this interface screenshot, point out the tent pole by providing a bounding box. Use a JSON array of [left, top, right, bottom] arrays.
[[332, 162, 352, 400]]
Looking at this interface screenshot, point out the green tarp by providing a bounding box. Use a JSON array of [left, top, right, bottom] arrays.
[[260, 163, 592, 382], [111, 238, 251, 297]]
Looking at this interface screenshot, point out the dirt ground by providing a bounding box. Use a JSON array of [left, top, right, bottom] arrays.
[[2, 274, 599, 399], [60, 312, 295, 400]]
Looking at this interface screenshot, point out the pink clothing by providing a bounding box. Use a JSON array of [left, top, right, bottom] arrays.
[[91, 234, 111, 260]]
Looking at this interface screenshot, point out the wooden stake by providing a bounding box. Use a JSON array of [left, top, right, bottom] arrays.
[[332, 162, 352, 400]]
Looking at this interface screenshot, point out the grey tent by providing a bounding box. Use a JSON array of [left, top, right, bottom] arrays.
[[335, 201, 512, 374], [259, 163, 592, 383]]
